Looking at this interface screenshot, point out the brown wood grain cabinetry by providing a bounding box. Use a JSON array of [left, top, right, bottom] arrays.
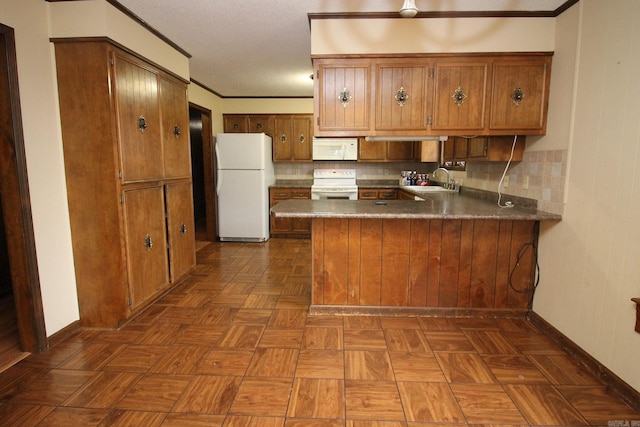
[[313, 53, 552, 137], [358, 188, 398, 200], [312, 218, 535, 311], [444, 136, 525, 162], [223, 114, 275, 136], [269, 188, 311, 236], [314, 60, 371, 135], [273, 115, 313, 162], [431, 58, 489, 132], [358, 139, 418, 162], [374, 60, 429, 132], [223, 114, 312, 162], [489, 56, 552, 133], [54, 40, 196, 328]]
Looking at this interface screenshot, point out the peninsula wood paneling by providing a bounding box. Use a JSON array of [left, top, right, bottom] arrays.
[[312, 218, 537, 311]]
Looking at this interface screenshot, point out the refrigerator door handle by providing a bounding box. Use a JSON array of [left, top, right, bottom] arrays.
[[215, 142, 222, 196]]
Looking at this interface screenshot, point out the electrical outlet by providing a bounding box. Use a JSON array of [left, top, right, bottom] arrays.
[[503, 175, 509, 188], [523, 176, 529, 190]]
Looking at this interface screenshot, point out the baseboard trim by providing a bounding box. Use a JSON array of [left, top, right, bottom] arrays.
[[47, 319, 80, 349], [528, 311, 640, 412], [309, 305, 528, 319]]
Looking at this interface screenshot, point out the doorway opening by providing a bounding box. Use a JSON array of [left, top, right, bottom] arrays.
[[0, 23, 48, 368], [189, 104, 216, 246]]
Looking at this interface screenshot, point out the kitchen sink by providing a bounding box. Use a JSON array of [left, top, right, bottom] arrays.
[[402, 185, 456, 193]]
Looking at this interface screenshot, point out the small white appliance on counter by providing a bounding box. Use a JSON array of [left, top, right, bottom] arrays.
[[312, 137, 358, 161], [215, 133, 275, 242], [311, 169, 358, 200]]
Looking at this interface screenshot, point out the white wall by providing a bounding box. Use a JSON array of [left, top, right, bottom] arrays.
[[536, 0, 640, 391], [0, 0, 79, 335]]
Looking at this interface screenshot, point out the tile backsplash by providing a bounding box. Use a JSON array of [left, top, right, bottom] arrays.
[[274, 149, 566, 215], [463, 149, 567, 215], [274, 161, 436, 181]]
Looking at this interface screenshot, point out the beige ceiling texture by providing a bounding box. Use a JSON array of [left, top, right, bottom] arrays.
[[115, 0, 569, 98]]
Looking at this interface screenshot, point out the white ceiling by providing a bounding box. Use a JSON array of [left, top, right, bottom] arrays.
[[115, 0, 570, 98]]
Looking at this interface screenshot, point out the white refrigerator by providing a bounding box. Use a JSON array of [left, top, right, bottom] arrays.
[[215, 133, 275, 242]]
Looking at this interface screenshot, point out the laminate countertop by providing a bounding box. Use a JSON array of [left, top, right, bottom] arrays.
[[270, 191, 562, 221]]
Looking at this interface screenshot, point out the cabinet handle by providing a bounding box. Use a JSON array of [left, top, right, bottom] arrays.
[[395, 86, 409, 107], [452, 86, 467, 107], [511, 87, 525, 106], [280, 134, 287, 143], [138, 115, 147, 133], [180, 222, 187, 235], [338, 87, 352, 107], [144, 234, 153, 251], [299, 134, 305, 143], [173, 124, 181, 138]]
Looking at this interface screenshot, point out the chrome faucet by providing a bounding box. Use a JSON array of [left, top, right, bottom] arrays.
[[431, 167, 450, 188]]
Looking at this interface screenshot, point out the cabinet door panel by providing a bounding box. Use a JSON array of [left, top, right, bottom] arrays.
[[490, 59, 550, 131], [160, 77, 191, 178], [223, 114, 248, 133], [387, 141, 416, 161], [123, 186, 169, 309], [317, 64, 370, 131], [432, 61, 488, 131], [165, 182, 196, 282], [292, 115, 312, 161], [273, 116, 292, 161], [114, 54, 163, 182], [248, 115, 274, 136], [358, 139, 386, 161], [375, 64, 428, 131]]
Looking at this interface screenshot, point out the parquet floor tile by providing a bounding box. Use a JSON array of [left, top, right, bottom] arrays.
[[1, 239, 638, 426]]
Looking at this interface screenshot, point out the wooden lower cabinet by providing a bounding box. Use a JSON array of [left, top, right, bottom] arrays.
[[123, 186, 170, 310], [312, 218, 536, 311], [269, 188, 311, 237], [165, 181, 197, 282], [358, 188, 398, 200]]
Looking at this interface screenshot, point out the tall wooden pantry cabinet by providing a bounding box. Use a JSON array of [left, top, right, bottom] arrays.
[[53, 39, 196, 328]]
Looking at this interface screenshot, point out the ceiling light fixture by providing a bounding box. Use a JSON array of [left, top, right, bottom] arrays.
[[399, 0, 418, 18]]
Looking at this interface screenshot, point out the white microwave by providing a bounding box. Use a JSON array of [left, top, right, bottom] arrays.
[[312, 137, 358, 161]]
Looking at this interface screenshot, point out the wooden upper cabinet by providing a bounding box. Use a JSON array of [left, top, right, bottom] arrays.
[[431, 59, 489, 132], [247, 115, 274, 136], [358, 139, 417, 162], [444, 136, 525, 162], [315, 60, 371, 134], [314, 53, 552, 137], [489, 56, 552, 133], [223, 114, 248, 133], [273, 114, 313, 162], [291, 115, 313, 161], [374, 61, 429, 131], [114, 53, 163, 183], [160, 76, 191, 179]]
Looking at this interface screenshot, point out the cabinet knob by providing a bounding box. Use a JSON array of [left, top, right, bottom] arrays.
[[280, 134, 287, 143], [395, 86, 409, 107], [138, 115, 148, 133], [256, 123, 263, 130], [299, 134, 305, 143], [173, 124, 181, 138], [338, 87, 352, 108], [180, 222, 187, 235], [511, 87, 525, 105], [452, 86, 467, 107], [144, 234, 153, 251]]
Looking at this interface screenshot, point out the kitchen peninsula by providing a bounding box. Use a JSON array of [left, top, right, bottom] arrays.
[[271, 190, 561, 316]]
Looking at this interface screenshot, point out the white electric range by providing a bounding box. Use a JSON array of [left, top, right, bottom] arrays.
[[311, 169, 358, 200]]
